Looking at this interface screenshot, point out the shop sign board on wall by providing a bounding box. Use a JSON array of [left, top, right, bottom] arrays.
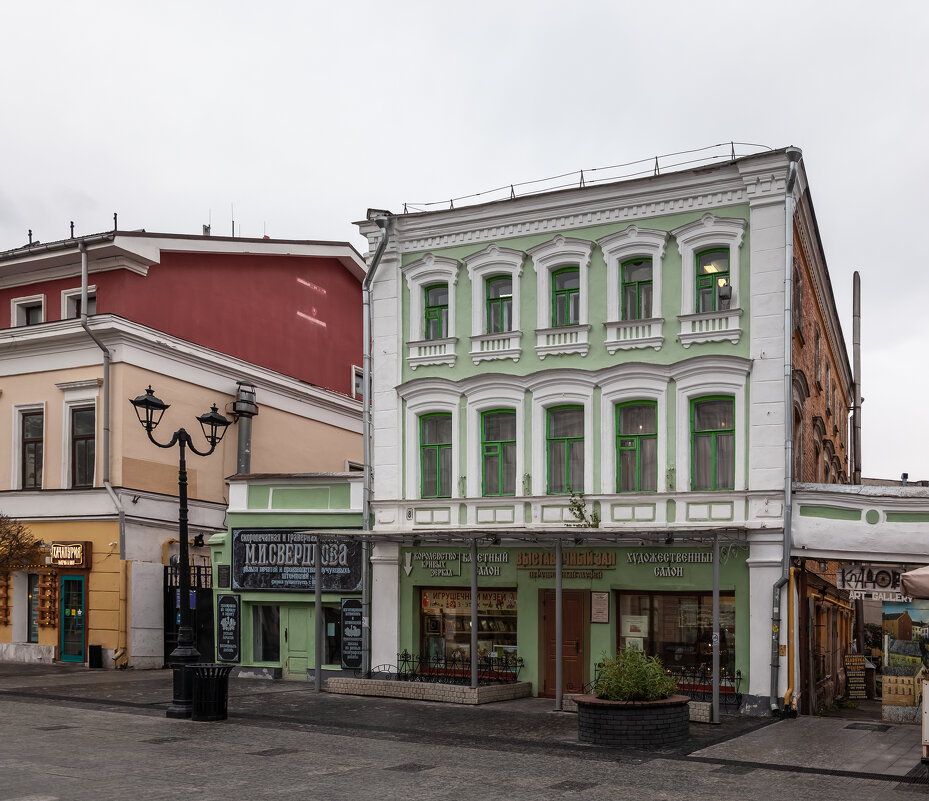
[[231, 529, 363, 592], [836, 563, 910, 601], [341, 598, 363, 670], [216, 594, 240, 662]]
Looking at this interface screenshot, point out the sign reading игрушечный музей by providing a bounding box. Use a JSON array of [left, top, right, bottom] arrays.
[[231, 529, 363, 592]]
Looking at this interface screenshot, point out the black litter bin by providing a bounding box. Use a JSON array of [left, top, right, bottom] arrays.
[[190, 663, 233, 722]]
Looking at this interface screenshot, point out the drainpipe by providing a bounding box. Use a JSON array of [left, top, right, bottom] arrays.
[[79, 240, 127, 665], [232, 382, 259, 474], [771, 147, 802, 715], [362, 216, 390, 674]]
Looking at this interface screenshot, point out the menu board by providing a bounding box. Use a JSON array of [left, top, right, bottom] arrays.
[[844, 654, 867, 699]]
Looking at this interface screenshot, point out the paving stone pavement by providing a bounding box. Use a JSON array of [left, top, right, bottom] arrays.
[[0, 663, 926, 800]]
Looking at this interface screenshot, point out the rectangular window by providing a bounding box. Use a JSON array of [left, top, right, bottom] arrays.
[[482, 410, 516, 496], [695, 250, 730, 313], [486, 276, 513, 333], [22, 411, 43, 489], [420, 413, 452, 498], [27, 573, 40, 643], [616, 402, 657, 492], [424, 284, 449, 340], [420, 588, 517, 666], [71, 406, 96, 488], [552, 268, 580, 326], [252, 605, 280, 662], [547, 406, 584, 494], [621, 258, 653, 320], [618, 590, 736, 675], [352, 366, 364, 399], [691, 397, 734, 491]]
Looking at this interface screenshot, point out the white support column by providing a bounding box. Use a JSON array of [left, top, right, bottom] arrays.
[[369, 541, 400, 668]]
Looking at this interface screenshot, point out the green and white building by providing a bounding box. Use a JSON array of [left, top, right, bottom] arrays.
[[357, 147, 849, 713]]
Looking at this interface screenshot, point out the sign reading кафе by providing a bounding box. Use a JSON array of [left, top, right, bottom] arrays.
[[231, 529, 363, 592]]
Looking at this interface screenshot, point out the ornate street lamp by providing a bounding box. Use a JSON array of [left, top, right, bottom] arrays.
[[130, 385, 231, 719]]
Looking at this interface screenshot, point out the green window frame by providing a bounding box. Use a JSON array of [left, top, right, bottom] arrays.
[[621, 258, 653, 321], [690, 396, 735, 491], [616, 401, 657, 493], [485, 276, 513, 334], [424, 283, 449, 340], [547, 405, 584, 494], [551, 267, 580, 327], [420, 413, 452, 498], [481, 409, 516, 496], [695, 249, 730, 313]]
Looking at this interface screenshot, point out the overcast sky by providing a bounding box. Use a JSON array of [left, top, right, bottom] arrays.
[[2, 1, 926, 480]]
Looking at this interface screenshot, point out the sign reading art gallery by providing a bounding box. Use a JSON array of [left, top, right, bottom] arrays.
[[231, 529, 362, 592]]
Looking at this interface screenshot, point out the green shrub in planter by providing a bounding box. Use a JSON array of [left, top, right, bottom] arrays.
[[594, 647, 678, 702]]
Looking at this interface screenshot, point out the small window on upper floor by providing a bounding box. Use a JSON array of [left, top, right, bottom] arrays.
[[424, 284, 449, 341], [691, 396, 734, 491], [486, 276, 513, 334], [420, 413, 452, 499], [71, 406, 96, 489], [21, 410, 44, 490], [11, 295, 45, 327], [62, 287, 97, 319], [547, 405, 584, 494], [616, 401, 657, 493], [352, 366, 364, 399], [695, 250, 731, 313], [552, 268, 580, 327], [621, 259, 653, 321]]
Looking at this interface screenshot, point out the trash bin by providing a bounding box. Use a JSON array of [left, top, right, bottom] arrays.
[[190, 663, 233, 722]]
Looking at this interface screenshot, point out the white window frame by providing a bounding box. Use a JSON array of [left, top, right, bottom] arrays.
[[597, 226, 668, 353], [10, 294, 45, 327], [527, 371, 596, 496], [402, 253, 460, 369], [61, 286, 97, 319], [528, 235, 594, 359], [599, 369, 668, 494], [57, 380, 100, 489], [11, 402, 46, 491], [671, 214, 746, 347], [672, 359, 748, 493], [464, 244, 524, 365], [464, 380, 525, 498], [402, 383, 460, 500], [351, 365, 364, 399]]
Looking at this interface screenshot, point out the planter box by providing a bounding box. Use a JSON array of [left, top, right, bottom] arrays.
[[325, 677, 532, 705], [575, 693, 690, 748]]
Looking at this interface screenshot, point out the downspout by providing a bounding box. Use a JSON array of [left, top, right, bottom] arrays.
[[771, 147, 802, 715], [362, 216, 390, 675], [783, 565, 797, 711], [79, 241, 128, 666]]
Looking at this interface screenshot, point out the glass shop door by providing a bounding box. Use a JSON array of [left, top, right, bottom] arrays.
[[60, 575, 86, 663]]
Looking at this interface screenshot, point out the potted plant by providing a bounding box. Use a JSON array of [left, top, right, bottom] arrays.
[[575, 647, 690, 748]]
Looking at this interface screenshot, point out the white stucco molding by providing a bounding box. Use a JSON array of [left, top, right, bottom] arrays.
[[401, 253, 460, 369], [597, 226, 668, 353], [464, 244, 525, 364], [672, 355, 751, 493], [399, 379, 462, 500]]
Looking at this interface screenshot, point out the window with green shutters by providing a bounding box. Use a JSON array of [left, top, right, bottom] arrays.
[[485, 276, 513, 333], [621, 258, 653, 320], [616, 401, 657, 492], [424, 283, 449, 340], [420, 413, 452, 498], [551, 267, 580, 326], [691, 396, 734, 491], [547, 406, 584, 494], [482, 410, 516, 496], [695, 249, 730, 313]]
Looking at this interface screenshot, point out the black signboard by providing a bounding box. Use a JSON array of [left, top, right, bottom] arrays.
[[231, 529, 363, 592], [216, 594, 240, 663], [341, 598, 363, 670]]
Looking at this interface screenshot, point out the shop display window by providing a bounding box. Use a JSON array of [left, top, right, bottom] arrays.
[[253, 605, 280, 662], [420, 589, 517, 665], [617, 591, 735, 675]]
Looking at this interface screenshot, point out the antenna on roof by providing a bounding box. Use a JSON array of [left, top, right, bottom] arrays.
[[114, 212, 118, 231], [231, 203, 235, 237], [70, 221, 75, 238], [28, 229, 33, 245]]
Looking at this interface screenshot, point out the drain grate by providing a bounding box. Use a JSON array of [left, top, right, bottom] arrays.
[[548, 780, 599, 791], [36, 725, 77, 731], [845, 723, 891, 732], [143, 736, 189, 744], [385, 763, 436, 773], [249, 748, 301, 757]]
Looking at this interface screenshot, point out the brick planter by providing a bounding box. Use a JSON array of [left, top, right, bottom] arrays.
[[575, 694, 690, 748]]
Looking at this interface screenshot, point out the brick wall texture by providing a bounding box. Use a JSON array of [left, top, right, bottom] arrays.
[[575, 694, 690, 748]]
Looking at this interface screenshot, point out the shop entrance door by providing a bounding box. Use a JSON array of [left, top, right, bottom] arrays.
[[541, 589, 588, 696], [283, 607, 310, 679], [60, 575, 86, 663]]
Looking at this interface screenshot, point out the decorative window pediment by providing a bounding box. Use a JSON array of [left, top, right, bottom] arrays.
[[672, 214, 746, 348], [402, 253, 460, 369]]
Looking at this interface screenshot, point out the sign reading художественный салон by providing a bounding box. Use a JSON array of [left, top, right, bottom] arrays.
[[231, 529, 363, 592]]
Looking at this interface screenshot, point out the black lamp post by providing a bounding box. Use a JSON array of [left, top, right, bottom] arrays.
[[130, 385, 231, 719]]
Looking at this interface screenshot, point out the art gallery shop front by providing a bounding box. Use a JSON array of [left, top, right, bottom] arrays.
[[396, 543, 750, 698]]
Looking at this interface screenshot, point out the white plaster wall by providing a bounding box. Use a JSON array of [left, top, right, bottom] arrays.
[[370, 541, 400, 667], [746, 534, 784, 705], [129, 560, 165, 668], [372, 250, 402, 500]]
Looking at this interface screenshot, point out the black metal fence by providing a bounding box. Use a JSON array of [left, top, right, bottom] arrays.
[[361, 649, 524, 685], [583, 663, 743, 711]]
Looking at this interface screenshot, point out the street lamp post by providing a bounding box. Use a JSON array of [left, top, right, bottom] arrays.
[[130, 385, 231, 719]]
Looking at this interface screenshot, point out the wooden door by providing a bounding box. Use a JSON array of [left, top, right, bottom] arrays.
[[541, 589, 588, 696]]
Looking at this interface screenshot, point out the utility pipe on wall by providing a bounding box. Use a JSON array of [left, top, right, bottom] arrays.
[[771, 147, 803, 715]]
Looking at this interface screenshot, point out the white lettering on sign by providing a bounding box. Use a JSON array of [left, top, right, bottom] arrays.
[[628, 552, 712, 564]]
